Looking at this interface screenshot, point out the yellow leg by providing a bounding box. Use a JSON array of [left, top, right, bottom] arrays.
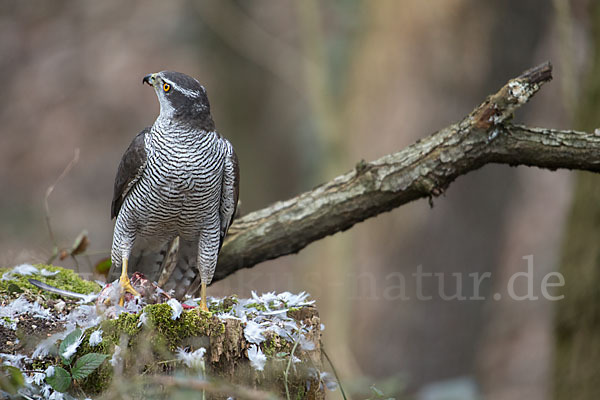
[[119, 257, 140, 306], [198, 281, 210, 313]]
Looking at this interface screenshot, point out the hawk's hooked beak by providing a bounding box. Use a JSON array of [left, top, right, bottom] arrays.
[[143, 74, 156, 86]]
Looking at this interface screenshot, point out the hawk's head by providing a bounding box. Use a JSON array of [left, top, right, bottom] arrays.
[[143, 71, 214, 130]]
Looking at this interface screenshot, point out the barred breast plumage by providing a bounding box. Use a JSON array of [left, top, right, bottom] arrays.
[[108, 71, 239, 310]]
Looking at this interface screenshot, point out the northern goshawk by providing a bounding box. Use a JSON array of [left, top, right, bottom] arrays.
[[108, 71, 239, 311]]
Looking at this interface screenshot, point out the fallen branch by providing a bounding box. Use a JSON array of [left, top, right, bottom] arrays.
[[215, 62, 600, 281]]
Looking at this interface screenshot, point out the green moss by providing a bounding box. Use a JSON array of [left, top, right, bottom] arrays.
[[30, 359, 53, 372], [263, 334, 283, 358], [209, 295, 238, 314], [0, 265, 100, 300], [68, 304, 229, 394], [114, 312, 142, 337], [72, 314, 145, 394], [7, 267, 318, 397], [295, 384, 306, 400], [244, 302, 267, 312], [143, 304, 222, 350]]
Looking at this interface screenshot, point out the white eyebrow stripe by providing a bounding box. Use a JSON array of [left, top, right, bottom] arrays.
[[163, 78, 202, 98]]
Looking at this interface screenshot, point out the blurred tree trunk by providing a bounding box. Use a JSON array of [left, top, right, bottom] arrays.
[[294, 0, 362, 380], [554, 3, 600, 399]]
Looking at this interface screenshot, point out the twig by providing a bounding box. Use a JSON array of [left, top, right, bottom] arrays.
[[322, 347, 348, 400], [44, 148, 80, 264], [283, 337, 301, 400]]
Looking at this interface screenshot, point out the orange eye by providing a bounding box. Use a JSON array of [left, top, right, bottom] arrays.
[[163, 83, 171, 92]]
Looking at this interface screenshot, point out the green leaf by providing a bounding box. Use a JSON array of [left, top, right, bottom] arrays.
[[59, 328, 82, 364], [94, 257, 112, 275], [7, 283, 22, 293], [45, 366, 71, 393], [71, 353, 108, 380], [0, 365, 24, 394], [69, 230, 89, 256]]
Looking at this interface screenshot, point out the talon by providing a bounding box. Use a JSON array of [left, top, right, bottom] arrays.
[[198, 300, 210, 313], [114, 257, 139, 306], [119, 274, 140, 306]]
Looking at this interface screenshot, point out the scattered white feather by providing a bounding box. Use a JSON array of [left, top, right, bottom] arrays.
[[151, 285, 171, 303], [105, 279, 121, 307], [247, 345, 266, 371], [244, 320, 266, 344], [277, 291, 314, 307], [89, 329, 103, 346], [11, 287, 317, 384], [271, 320, 300, 339], [61, 331, 84, 361], [54, 300, 66, 312], [48, 390, 64, 400], [41, 384, 52, 398], [66, 305, 101, 329], [14, 264, 40, 274], [76, 292, 99, 304], [0, 353, 28, 369], [320, 372, 338, 391], [253, 291, 277, 305], [1, 264, 39, 280], [45, 366, 55, 377], [167, 298, 183, 320], [123, 296, 145, 314], [206, 291, 318, 358], [33, 341, 53, 359], [176, 347, 206, 369], [39, 268, 60, 277], [299, 334, 316, 351], [137, 312, 148, 328], [183, 298, 199, 308], [30, 304, 101, 359], [0, 317, 17, 330], [33, 329, 71, 359], [110, 345, 122, 367], [32, 372, 46, 385], [0, 296, 52, 321]]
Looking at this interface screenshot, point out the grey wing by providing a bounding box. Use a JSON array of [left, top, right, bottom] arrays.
[[111, 127, 149, 219], [219, 142, 240, 251], [107, 128, 150, 283]]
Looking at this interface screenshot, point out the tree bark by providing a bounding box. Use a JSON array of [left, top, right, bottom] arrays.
[[215, 62, 600, 282], [554, 2, 600, 399]]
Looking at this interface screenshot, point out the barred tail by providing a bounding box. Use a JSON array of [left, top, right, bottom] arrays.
[[107, 236, 200, 300]]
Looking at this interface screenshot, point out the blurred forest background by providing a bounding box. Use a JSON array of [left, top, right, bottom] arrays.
[[1, 0, 598, 399]]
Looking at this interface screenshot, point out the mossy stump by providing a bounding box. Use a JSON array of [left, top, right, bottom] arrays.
[[0, 265, 326, 399]]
